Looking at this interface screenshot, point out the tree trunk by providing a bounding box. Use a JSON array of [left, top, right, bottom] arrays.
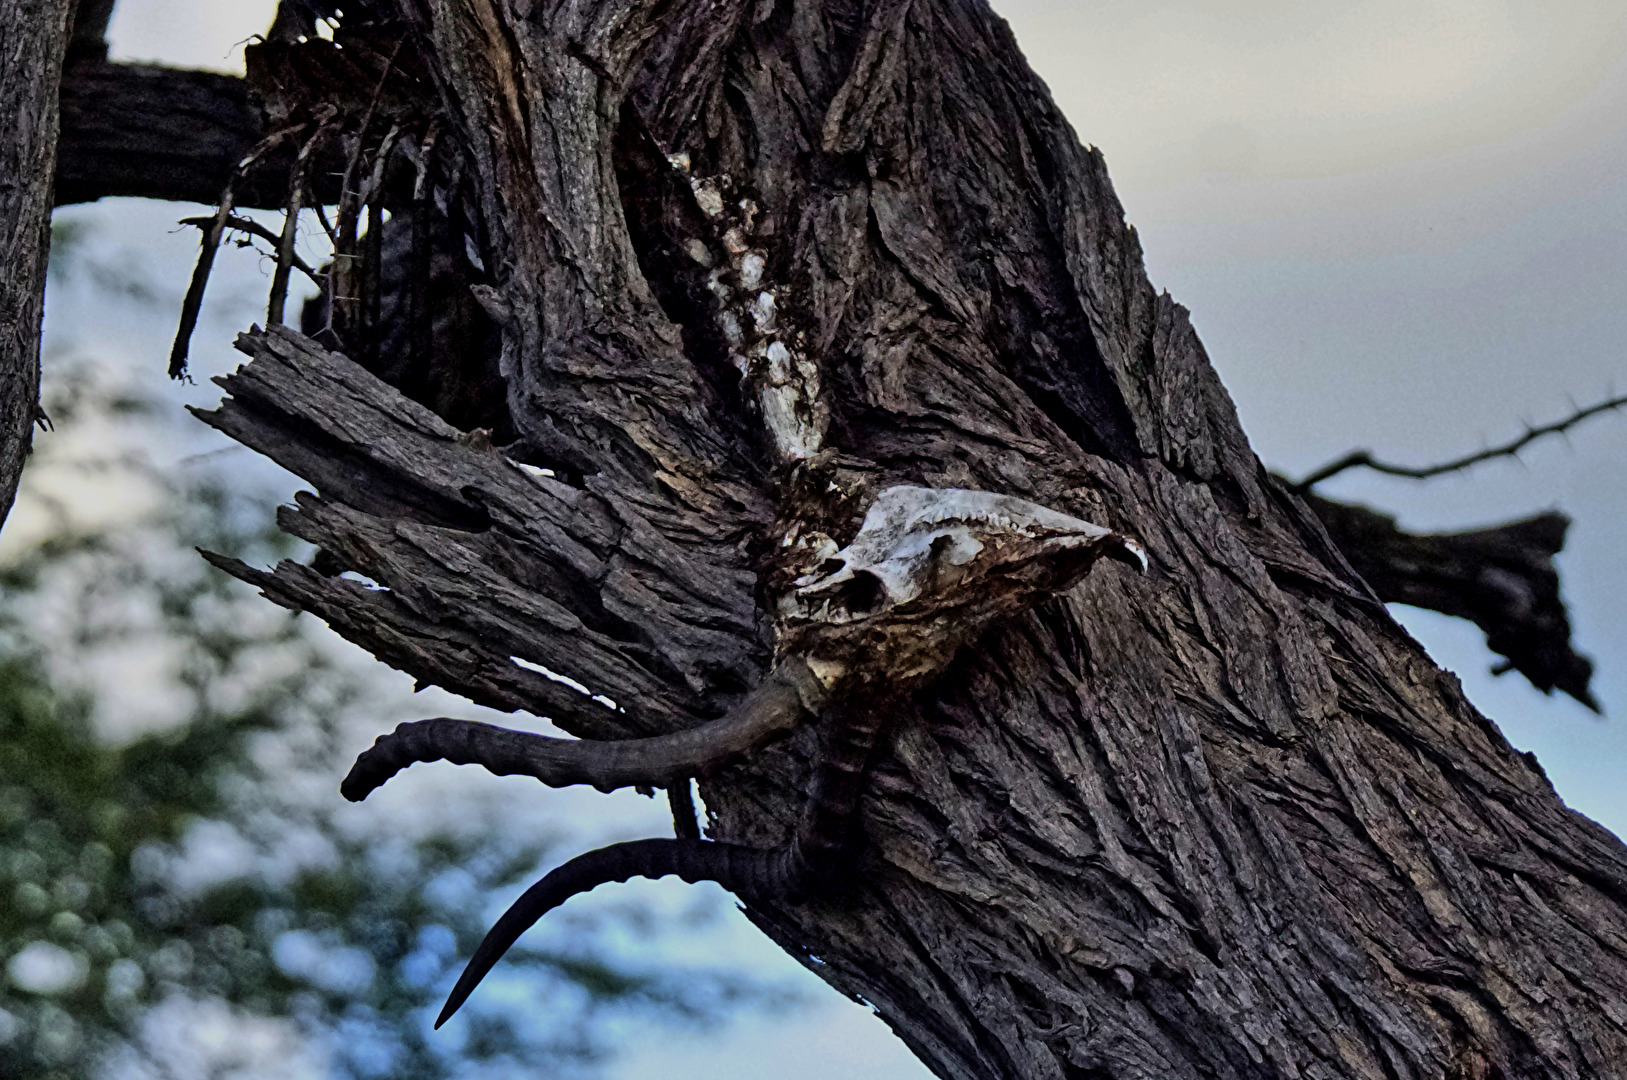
[[70, 2, 1627, 1077], [0, 0, 75, 529]]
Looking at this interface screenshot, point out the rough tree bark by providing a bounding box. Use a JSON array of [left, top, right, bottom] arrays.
[[0, 0, 76, 530], [35, 2, 1627, 1078]]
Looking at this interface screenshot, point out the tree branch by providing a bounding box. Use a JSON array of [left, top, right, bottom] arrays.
[[177, 214, 324, 287], [65, 0, 116, 65], [54, 61, 351, 209], [1304, 491, 1599, 711], [1293, 391, 1627, 491]]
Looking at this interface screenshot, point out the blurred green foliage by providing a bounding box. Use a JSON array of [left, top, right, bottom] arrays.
[[0, 355, 790, 1079]]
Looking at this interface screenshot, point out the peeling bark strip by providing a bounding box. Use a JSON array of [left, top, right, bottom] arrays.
[[186, 2, 1627, 1077], [0, 0, 75, 532]]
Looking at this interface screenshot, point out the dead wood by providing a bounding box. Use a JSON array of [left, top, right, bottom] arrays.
[[1304, 492, 1598, 712], [55, 62, 302, 209]]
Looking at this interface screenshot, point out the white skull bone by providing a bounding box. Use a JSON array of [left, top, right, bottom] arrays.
[[776, 485, 1145, 684]]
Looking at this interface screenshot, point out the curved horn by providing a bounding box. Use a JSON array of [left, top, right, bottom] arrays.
[[436, 838, 801, 1027], [342, 659, 827, 798], [436, 703, 894, 1025]]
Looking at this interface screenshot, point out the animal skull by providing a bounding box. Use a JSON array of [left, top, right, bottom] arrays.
[[777, 486, 1145, 685]]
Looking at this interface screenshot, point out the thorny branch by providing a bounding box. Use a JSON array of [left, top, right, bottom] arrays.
[[325, 120, 403, 348], [1293, 389, 1627, 491]]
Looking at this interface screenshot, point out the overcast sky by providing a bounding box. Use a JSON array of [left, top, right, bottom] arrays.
[[49, 1, 1627, 1076]]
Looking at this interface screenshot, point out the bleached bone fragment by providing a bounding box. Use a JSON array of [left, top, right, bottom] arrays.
[[684, 238, 713, 267], [750, 291, 776, 333], [691, 179, 724, 217]]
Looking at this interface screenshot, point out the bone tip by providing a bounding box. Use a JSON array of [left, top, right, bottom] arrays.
[[1115, 536, 1149, 574]]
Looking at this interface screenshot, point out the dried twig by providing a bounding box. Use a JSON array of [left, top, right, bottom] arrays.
[[168, 125, 305, 379], [409, 120, 442, 374], [268, 113, 338, 327], [322, 41, 403, 339], [310, 201, 340, 247], [345, 38, 404, 182], [359, 124, 403, 366], [1293, 391, 1627, 492], [325, 121, 403, 346], [178, 215, 324, 288], [668, 780, 702, 840]]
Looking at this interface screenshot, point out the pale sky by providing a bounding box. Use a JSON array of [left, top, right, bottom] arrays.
[[47, 1, 1627, 1076]]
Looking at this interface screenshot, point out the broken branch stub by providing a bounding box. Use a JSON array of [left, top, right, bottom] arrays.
[[195, 325, 760, 737]]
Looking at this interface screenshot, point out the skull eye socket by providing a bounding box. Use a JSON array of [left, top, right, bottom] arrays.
[[830, 569, 885, 615]]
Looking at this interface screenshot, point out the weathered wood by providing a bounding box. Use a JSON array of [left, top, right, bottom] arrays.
[[196, 325, 759, 733], [54, 62, 365, 209], [0, 0, 75, 531], [1307, 493, 1597, 712], [176, 1, 1627, 1076]]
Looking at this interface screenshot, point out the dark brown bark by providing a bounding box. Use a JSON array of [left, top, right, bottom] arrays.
[[42, 25, 1597, 710], [43, 51, 1598, 706], [1307, 493, 1597, 712], [0, 0, 75, 531], [55, 62, 260, 207], [34, 1, 1627, 1076], [53, 61, 361, 209], [65, 0, 115, 65]]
